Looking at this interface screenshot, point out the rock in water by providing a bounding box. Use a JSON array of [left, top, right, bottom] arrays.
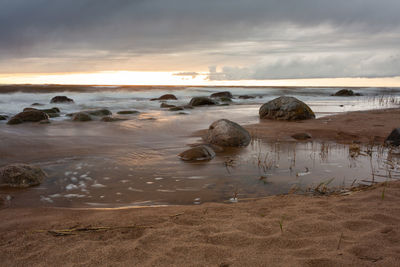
[[72, 112, 92, 122], [210, 91, 233, 98], [204, 119, 251, 147], [151, 94, 178, 101], [101, 116, 127, 122], [86, 109, 112, 116], [7, 110, 49, 125], [0, 164, 47, 188], [385, 128, 400, 146], [160, 103, 176, 108], [238, 95, 255, 99], [0, 115, 7, 120], [332, 89, 361, 96], [23, 107, 60, 118], [169, 107, 184, 111], [50, 96, 74, 103], [189, 97, 216, 106], [117, 110, 139, 115], [259, 96, 315, 121], [178, 145, 216, 161]]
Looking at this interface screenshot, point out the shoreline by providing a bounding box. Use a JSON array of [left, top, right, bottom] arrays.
[[1, 181, 399, 266]]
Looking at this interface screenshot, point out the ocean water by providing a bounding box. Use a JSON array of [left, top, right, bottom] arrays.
[[1, 86, 400, 119]]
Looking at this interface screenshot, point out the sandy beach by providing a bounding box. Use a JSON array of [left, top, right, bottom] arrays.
[[1, 181, 399, 266]]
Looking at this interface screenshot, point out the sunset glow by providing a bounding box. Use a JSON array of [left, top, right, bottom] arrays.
[[1, 71, 400, 87]]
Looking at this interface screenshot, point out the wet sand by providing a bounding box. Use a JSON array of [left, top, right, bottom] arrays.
[[1, 181, 399, 266]]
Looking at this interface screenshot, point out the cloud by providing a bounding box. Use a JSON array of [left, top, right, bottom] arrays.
[[208, 52, 400, 80], [0, 0, 399, 78]]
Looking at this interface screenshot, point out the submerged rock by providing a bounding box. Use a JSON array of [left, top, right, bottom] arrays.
[[72, 112, 92, 122], [0, 164, 47, 188], [169, 106, 184, 111], [259, 96, 315, 121], [385, 128, 400, 146], [189, 97, 217, 106], [239, 95, 256, 99], [50, 96, 74, 103], [332, 89, 361, 96], [292, 133, 312, 140], [31, 103, 44, 106], [7, 110, 49, 125], [210, 91, 233, 99], [204, 119, 251, 147], [160, 103, 176, 108], [86, 109, 112, 116], [0, 115, 7, 120], [178, 145, 216, 161], [101, 116, 128, 122], [117, 110, 139, 115], [151, 94, 178, 101]]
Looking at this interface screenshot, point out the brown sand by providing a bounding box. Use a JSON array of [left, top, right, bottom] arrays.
[[1, 109, 400, 266], [0, 182, 399, 266], [246, 108, 400, 144]]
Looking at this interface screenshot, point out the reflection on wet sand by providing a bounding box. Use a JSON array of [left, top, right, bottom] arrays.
[[2, 136, 398, 208]]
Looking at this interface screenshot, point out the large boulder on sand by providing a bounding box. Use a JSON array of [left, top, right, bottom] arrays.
[[259, 96, 315, 121], [332, 89, 361, 96], [0, 164, 47, 188], [204, 119, 251, 147], [189, 97, 217, 106], [178, 145, 216, 161], [385, 128, 400, 146], [50, 96, 74, 103], [210, 91, 233, 99], [151, 94, 178, 101], [7, 110, 49, 125]]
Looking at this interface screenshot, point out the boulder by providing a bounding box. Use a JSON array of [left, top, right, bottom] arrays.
[[238, 95, 256, 99], [23, 107, 60, 118], [86, 109, 112, 116], [0, 164, 47, 188], [0, 115, 7, 121], [189, 97, 217, 106], [151, 94, 178, 101], [259, 96, 315, 121], [210, 91, 233, 98], [332, 89, 361, 96], [178, 145, 216, 161], [204, 119, 251, 147], [292, 133, 312, 140], [160, 103, 176, 108], [385, 128, 400, 146], [72, 112, 92, 122], [7, 110, 49, 125], [116, 110, 139, 115], [50, 96, 74, 103]]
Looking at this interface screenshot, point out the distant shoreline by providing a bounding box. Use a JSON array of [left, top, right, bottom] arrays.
[[1, 84, 397, 94]]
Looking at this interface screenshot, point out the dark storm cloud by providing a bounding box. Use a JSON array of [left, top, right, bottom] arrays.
[[0, 0, 400, 78]]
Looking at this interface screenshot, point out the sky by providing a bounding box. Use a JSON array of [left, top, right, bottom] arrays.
[[0, 0, 400, 86]]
